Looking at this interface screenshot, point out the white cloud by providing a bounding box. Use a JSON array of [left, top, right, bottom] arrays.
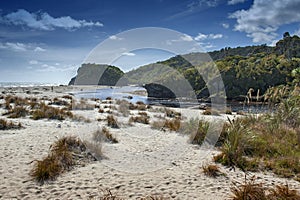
[[29, 60, 39, 65], [180, 34, 194, 41], [194, 33, 223, 41], [222, 23, 230, 29], [228, 0, 247, 5], [1, 9, 103, 31], [34, 47, 46, 52], [229, 0, 300, 43], [37, 64, 77, 72], [293, 28, 300, 36], [122, 52, 136, 56], [109, 35, 123, 40], [0, 42, 30, 51]]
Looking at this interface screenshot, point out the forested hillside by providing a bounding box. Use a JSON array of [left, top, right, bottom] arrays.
[[124, 34, 300, 100]]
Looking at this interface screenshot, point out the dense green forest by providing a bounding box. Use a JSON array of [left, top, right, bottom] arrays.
[[70, 33, 300, 100], [124, 34, 300, 100]]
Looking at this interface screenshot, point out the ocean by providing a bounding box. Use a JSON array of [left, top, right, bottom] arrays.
[[0, 82, 60, 88]]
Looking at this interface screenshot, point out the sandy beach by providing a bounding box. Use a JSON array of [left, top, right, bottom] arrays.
[[0, 85, 299, 200]]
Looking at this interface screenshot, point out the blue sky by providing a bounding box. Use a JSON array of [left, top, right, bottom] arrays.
[[0, 0, 300, 84]]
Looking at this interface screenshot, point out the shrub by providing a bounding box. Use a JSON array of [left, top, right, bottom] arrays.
[[84, 141, 103, 161], [107, 115, 119, 128]]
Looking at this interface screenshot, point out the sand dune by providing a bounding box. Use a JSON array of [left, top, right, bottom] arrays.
[[0, 86, 299, 199]]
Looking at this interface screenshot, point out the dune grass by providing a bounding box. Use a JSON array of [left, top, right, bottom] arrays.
[[202, 164, 224, 178], [214, 94, 300, 180], [30, 136, 92, 184], [129, 114, 150, 124], [0, 118, 22, 130], [230, 176, 300, 200], [31, 103, 73, 120], [107, 115, 119, 128], [93, 127, 118, 143]]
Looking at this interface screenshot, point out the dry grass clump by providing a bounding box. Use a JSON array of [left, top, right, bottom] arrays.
[[202, 164, 224, 177], [164, 108, 181, 118], [107, 115, 119, 128], [61, 95, 73, 100], [31, 103, 73, 120], [72, 99, 95, 110], [4, 106, 29, 118], [49, 97, 70, 106], [230, 176, 267, 200], [230, 176, 300, 200], [129, 115, 150, 124], [268, 184, 300, 199], [151, 118, 181, 131], [117, 100, 130, 116], [93, 127, 118, 143], [30, 136, 93, 184], [0, 118, 22, 130], [164, 118, 181, 131]]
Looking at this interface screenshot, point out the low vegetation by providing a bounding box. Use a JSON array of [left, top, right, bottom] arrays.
[[93, 127, 118, 143], [30, 136, 95, 184], [214, 92, 300, 181], [129, 114, 150, 124], [201, 164, 224, 178], [0, 118, 22, 130], [107, 115, 119, 128], [230, 176, 300, 200], [31, 103, 73, 120]]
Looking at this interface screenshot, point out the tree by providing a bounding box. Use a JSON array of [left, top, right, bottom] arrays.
[[283, 32, 290, 38]]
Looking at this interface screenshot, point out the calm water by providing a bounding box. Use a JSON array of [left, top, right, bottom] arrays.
[[73, 86, 270, 112]]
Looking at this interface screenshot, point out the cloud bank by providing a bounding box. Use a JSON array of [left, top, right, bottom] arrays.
[[230, 0, 300, 43], [1, 9, 103, 31]]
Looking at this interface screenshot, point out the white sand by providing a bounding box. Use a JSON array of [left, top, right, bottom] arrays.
[[0, 86, 299, 199]]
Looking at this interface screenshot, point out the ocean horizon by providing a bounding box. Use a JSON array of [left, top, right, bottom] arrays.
[[0, 82, 61, 88]]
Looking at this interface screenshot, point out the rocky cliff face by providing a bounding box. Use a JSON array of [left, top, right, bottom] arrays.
[[69, 63, 124, 85], [143, 83, 176, 99]]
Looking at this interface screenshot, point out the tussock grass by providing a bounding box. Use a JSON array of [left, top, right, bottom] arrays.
[[129, 115, 150, 124], [93, 127, 118, 143], [30, 136, 93, 184], [4, 106, 29, 118], [151, 118, 181, 131], [31, 103, 73, 120], [117, 100, 130, 116], [73, 99, 95, 110], [107, 115, 119, 128], [230, 176, 300, 200], [49, 97, 70, 106], [164, 108, 181, 118], [202, 164, 224, 177], [0, 118, 22, 130], [230, 176, 267, 200], [164, 118, 181, 131], [215, 94, 300, 180]]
